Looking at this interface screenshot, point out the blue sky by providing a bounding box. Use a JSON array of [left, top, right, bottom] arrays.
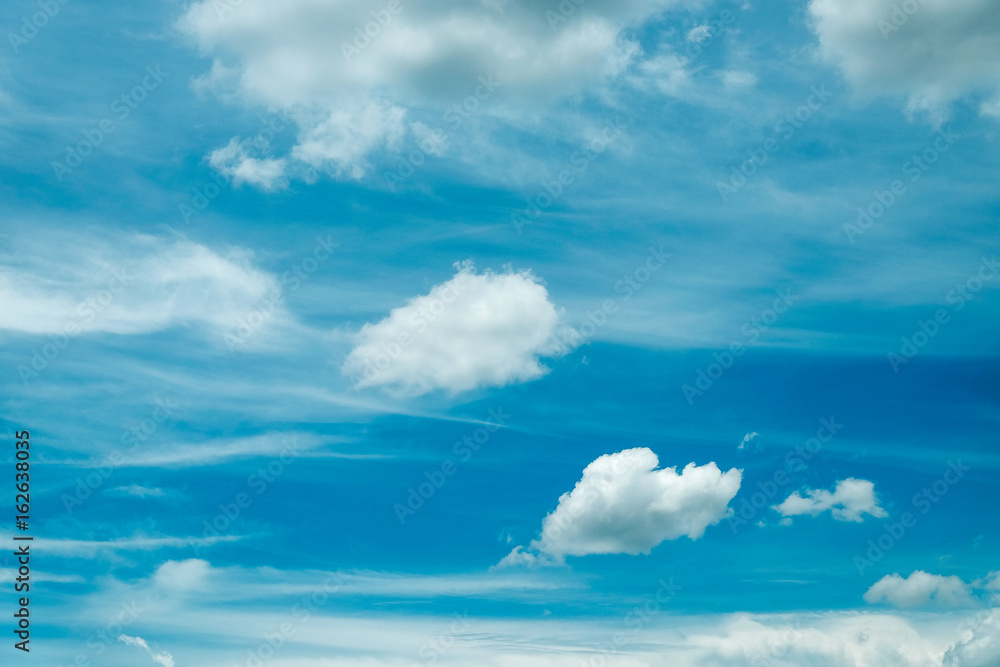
[[1, 0, 999, 665]]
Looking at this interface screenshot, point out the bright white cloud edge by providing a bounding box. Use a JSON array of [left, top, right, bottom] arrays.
[[343, 261, 575, 396], [500, 447, 742, 565]]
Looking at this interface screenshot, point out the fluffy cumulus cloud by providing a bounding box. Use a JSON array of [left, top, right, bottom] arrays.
[[0, 232, 281, 340], [809, 0, 1000, 121], [499, 448, 741, 564], [864, 571, 975, 608], [178, 0, 686, 183], [773, 478, 887, 522], [343, 262, 575, 395]]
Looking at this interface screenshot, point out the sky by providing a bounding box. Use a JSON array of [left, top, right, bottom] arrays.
[[0, 0, 998, 665]]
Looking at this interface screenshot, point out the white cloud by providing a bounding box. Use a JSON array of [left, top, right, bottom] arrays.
[[0, 232, 281, 339], [499, 448, 741, 563], [99, 606, 961, 667], [686, 24, 712, 43], [33, 557, 995, 667], [864, 571, 976, 608], [134, 561, 581, 603], [343, 262, 575, 395], [945, 609, 1000, 667], [809, 0, 1000, 121], [118, 634, 175, 667], [721, 70, 757, 89], [684, 612, 952, 667], [152, 559, 212, 590], [773, 478, 887, 522], [24, 534, 241, 557], [85, 432, 341, 468], [634, 51, 691, 96], [0, 569, 85, 584], [178, 0, 684, 184], [737, 431, 762, 454], [410, 121, 448, 157], [209, 136, 288, 190], [976, 571, 1000, 592], [981, 95, 1000, 119], [290, 99, 407, 179], [105, 484, 166, 498], [495, 545, 561, 569]]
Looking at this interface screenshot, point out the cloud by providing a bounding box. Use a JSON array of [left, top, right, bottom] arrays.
[[737, 431, 762, 454], [945, 609, 1000, 667], [685, 612, 950, 667], [30, 555, 995, 667], [720, 70, 757, 89], [75, 559, 975, 666], [118, 634, 175, 667], [290, 99, 407, 179], [809, 0, 1000, 121], [499, 448, 741, 564], [343, 262, 575, 395], [99, 606, 957, 667], [134, 561, 581, 603], [773, 478, 887, 522], [495, 545, 562, 569], [209, 137, 288, 190], [686, 24, 712, 43], [152, 559, 212, 590], [976, 571, 1000, 592], [105, 484, 166, 498], [25, 534, 242, 557], [864, 571, 976, 608], [410, 121, 448, 157], [633, 51, 691, 96], [178, 0, 684, 184], [82, 432, 345, 468], [0, 569, 85, 584], [0, 232, 281, 339]]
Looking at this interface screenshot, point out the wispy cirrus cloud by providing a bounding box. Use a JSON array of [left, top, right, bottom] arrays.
[[16, 534, 242, 557], [66, 432, 370, 469], [105, 484, 166, 498], [118, 634, 175, 667], [0, 230, 283, 338]]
